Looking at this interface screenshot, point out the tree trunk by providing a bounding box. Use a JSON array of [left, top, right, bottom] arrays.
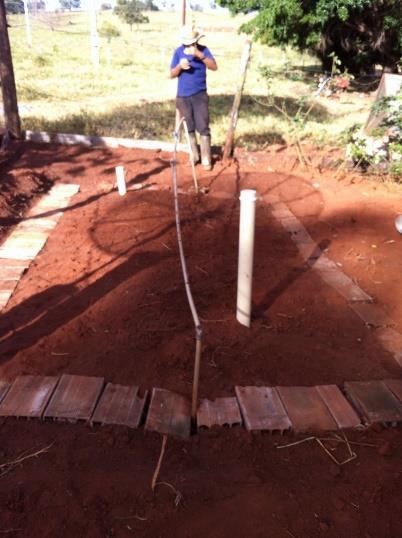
[[0, 0, 21, 138]]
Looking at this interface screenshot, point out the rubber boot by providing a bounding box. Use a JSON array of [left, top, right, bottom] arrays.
[[188, 132, 199, 165], [200, 135, 212, 171]]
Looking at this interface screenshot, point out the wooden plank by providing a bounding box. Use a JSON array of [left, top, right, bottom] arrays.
[[33, 198, 70, 211], [375, 328, 402, 367], [0, 264, 26, 280], [344, 381, 402, 424], [44, 374, 104, 421], [16, 218, 58, 231], [0, 381, 10, 403], [0, 258, 30, 269], [277, 386, 338, 432], [0, 280, 18, 293], [28, 205, 64, 219], [0, 291, 12, 309], [384, 379, 402, 402], [316, 385, 362, 429], [308, 256, 339, 271], [11, 230, 48, 242], [0, 248, 36, 261], [350, 303, 394, 328], [0, 375, 59, 418], [197, 397, 242, 429], [145, 388, 190, 438], [49, 184, 80, 198], [289, 227, 315, 246], [235, 386, 292, 433], [91, 383, 147, 428], [319, 270, 373, 303], [0, 232, 47, 260], [279, 216, 305, 235]]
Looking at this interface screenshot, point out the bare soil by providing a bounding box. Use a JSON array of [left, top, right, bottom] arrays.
[[0, 140, 401, 537]]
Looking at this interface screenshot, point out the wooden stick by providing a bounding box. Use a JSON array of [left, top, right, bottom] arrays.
[[151, 435, 167, 491], [276, 437, 315, 449], [191, 336, 202, 427], [0, 443, 53, 470], [222, 40, 252, 160]]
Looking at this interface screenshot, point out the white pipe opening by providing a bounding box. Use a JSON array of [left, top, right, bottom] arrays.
[[115, 166, 126, 196], [236, 189, 257, 327]]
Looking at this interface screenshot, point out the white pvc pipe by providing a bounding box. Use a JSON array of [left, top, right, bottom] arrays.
[[115, 166, 126, 196], [236, 189, 257, 327]]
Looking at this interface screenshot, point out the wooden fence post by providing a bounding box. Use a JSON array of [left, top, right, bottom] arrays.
[[222, 39, 252, 161]]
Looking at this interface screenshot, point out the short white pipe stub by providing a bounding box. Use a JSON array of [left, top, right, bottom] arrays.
[[236, 189, 257, 327], [115, 166, 126, 196]]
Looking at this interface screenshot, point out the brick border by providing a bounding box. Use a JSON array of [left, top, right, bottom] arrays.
[[0, 183, 80, 310], [0, 374, 401, 438], [264, 193, 402, 368]]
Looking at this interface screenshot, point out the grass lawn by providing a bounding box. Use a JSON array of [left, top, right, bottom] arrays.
[[3, 10, 375, 149]]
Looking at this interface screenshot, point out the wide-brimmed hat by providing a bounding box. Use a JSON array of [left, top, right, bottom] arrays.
[[180, 25, 204, 46]]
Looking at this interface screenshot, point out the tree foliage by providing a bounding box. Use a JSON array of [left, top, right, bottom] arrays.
[[99, 21, 120, 42], [218, 0, 402, 73], [59, 0, 81, 9], [114, 0, 149, 30]]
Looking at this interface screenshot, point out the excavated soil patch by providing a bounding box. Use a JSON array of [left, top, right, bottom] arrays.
[[0, 141, 401, 537]]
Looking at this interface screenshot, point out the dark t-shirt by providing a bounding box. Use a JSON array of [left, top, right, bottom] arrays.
[[170, 44, 215, 97]]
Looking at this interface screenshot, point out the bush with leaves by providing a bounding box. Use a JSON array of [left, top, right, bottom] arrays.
[[257, 64, 319, 165], [114, 0, 149, 30], [99, 21, 120, 42], [347, 90, 402, 178], [217, 0, 402, 74]]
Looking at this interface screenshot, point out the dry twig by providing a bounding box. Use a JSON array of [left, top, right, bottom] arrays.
[[322, 434, 377, 448], [315, 438, 356, 466], [276, 437, 315, 449], [154, 481, 183, 507], [151, 435, 167, 491], [114, 514, 147, 521], [0, 443, 53, 479], [195, 266, 209, 275], [277, 434, 357, 466]]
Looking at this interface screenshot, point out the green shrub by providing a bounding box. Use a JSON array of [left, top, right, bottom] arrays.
[[347, 90, 402, 177]]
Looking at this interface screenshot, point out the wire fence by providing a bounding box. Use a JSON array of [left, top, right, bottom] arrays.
[[3, 8, 276, 135], [2, 9, 379, 145]]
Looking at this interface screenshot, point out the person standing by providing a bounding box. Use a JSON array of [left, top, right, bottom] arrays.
[[170, 25, 218, 171]]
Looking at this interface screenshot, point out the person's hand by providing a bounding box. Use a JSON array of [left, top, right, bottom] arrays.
[[179, 58, 191, 70], [193, 47, 206, 60], [183, 45, 196, 56]]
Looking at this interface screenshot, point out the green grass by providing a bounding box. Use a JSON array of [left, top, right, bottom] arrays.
[[3, 10, 374, 149]]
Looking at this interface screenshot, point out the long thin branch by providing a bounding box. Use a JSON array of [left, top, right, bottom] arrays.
[[151, 435, 167, 491], [250, 95, 312, 167], [0, 443, 53, 470]]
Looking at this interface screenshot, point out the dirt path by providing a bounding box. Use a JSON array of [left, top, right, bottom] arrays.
[[0, 141, 401, 537]]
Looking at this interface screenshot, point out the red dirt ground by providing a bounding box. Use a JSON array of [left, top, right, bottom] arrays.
[[0, 140, 401, 537]]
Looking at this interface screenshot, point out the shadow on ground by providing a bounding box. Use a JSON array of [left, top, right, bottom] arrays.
[[0, 161, 400, 389]]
